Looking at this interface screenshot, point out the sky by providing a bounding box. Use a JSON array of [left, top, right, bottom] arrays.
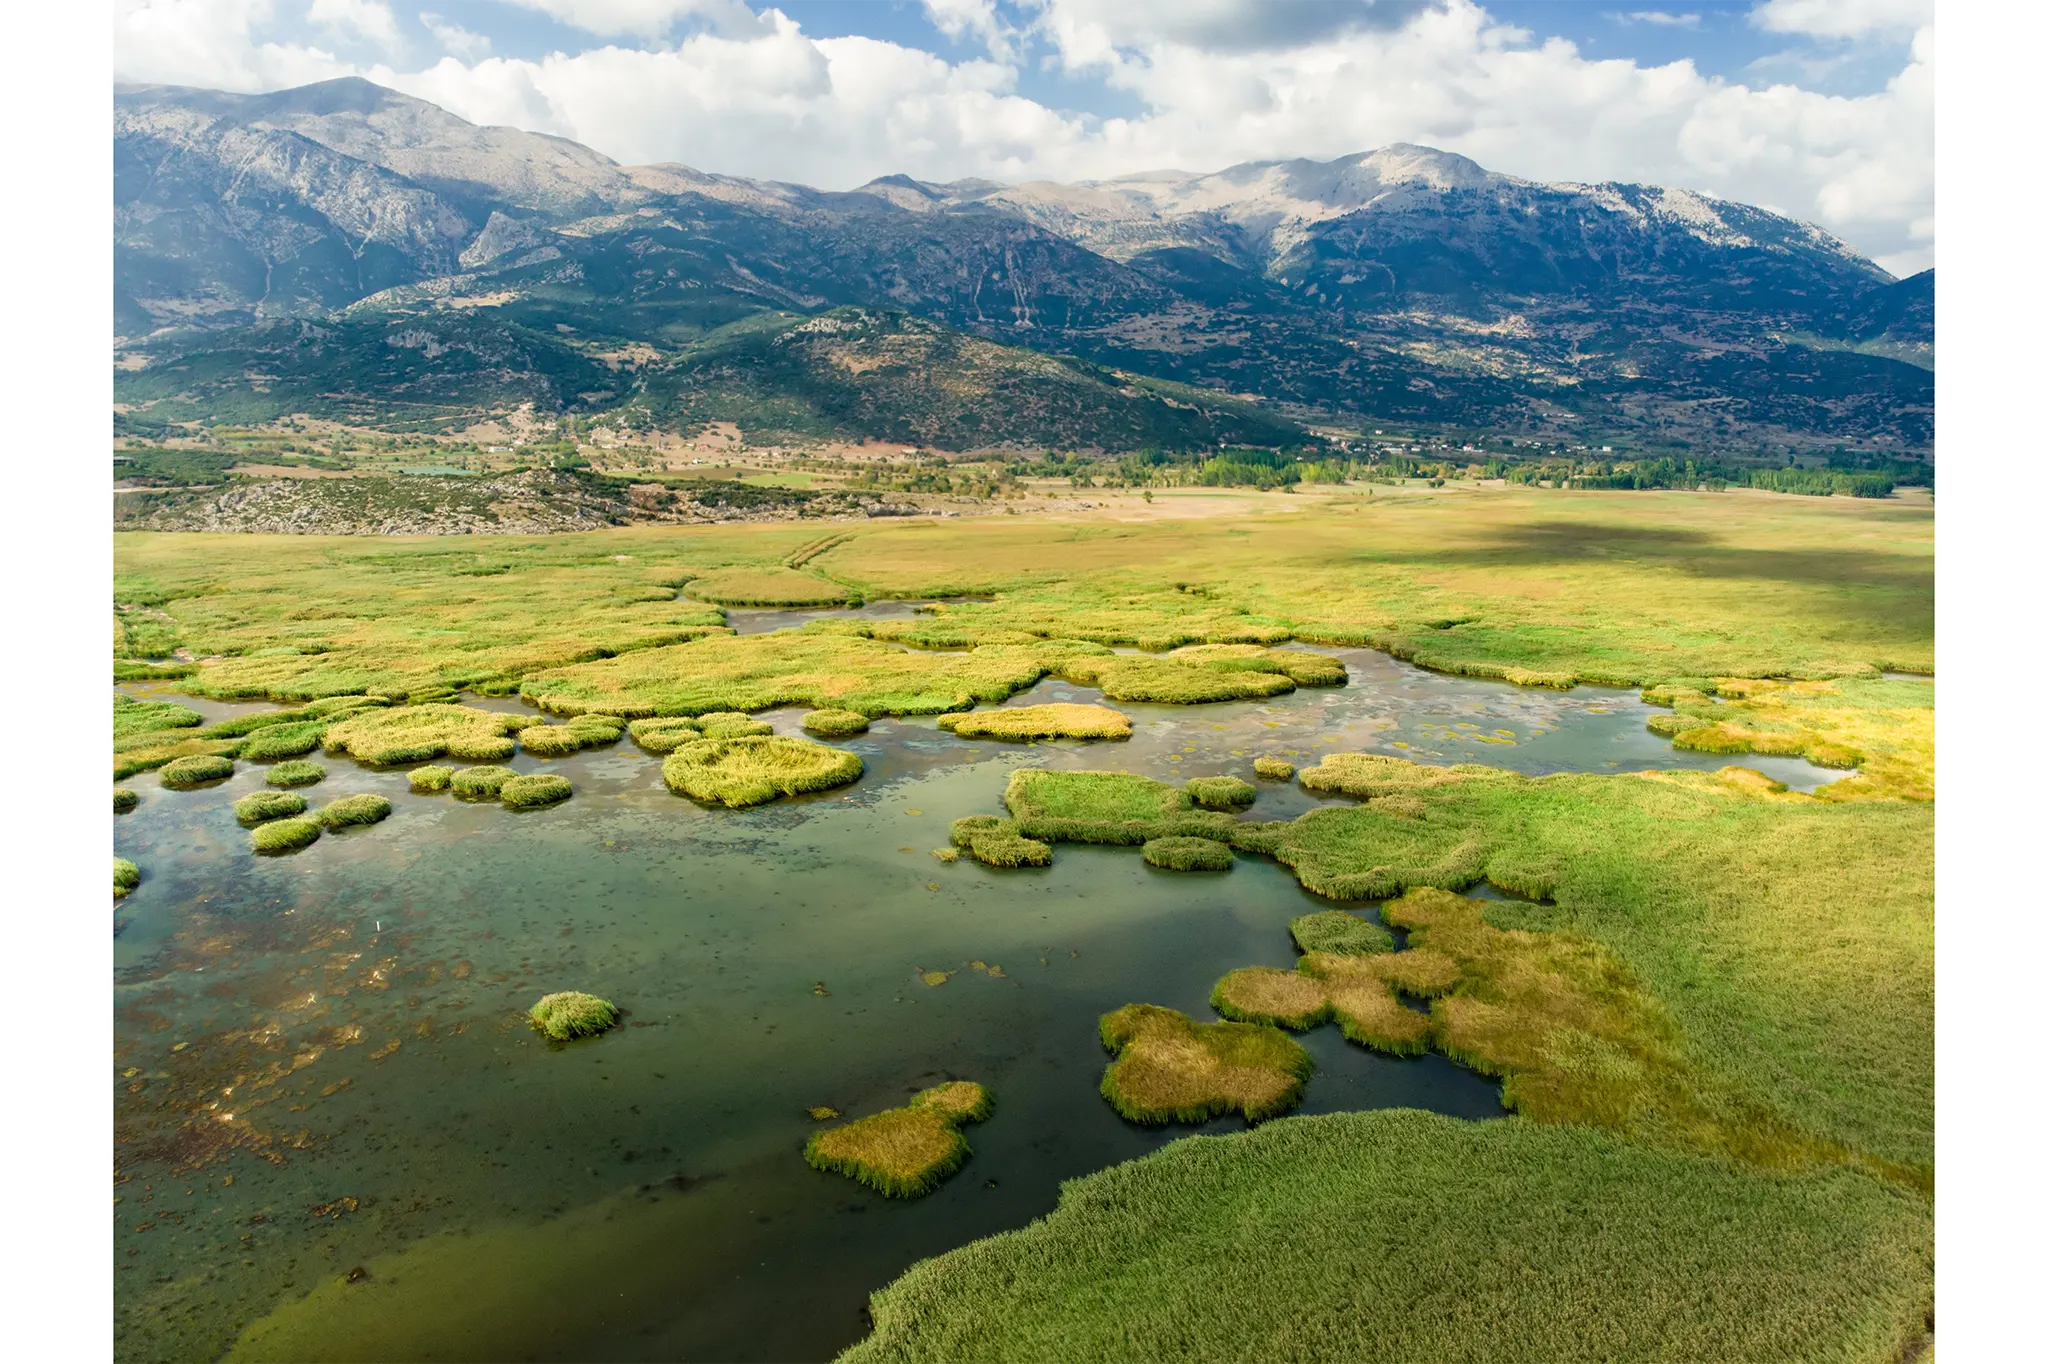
[[111, 1, 1934, 275]]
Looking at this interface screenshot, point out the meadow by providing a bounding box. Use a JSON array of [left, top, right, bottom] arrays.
[[111, 484, 1934, 1362]]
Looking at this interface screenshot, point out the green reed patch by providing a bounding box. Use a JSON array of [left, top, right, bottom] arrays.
[[114, 857, 140, 898], [450, 766, 517, 800], [251, 817, 321, 854], [234, 791, 307, 826], [685, 566, 857, 607], [662, 735, 863, 808], [948, 817, 1053, 867], [501, 773, 574, 809], [114, 788, 139, 814], [240, 722, 327, 761], [1098, 1004, 1311, 1125], [265, 760, 326, 788], [528, 991, 619, 1041], [1001, 769, 1239, 846], [113, 692, 203, 741], [627, 716, 704, 753], [841, 1110, 1933, 1364], [520, 714, 626, 757], [937, 704, 1130, 742], [1290, 910, 1395, 956], [409, 765, 454, 793], [323, 704, 533, 765], [1184, 775, 1256, 810], [803, 708, 871, 738], [159, 754, 234, 788], [1142, 837, 1234, 871], [697, 712, 775, 739], [1252, 756, 1296, 781], [805, 1081, 993, 1199], [317, 794, 392, 829]]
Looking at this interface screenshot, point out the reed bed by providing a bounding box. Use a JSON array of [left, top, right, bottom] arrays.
[[501, 774, 574, 809], [159, 754, 234, 788], [804, 1082, 993, 1198], [937, 704, 1130, 742], [450, 766, 516, 800], [1097, 1004, 1311, 1125], [1184, 775, 1256, 810], [323, 704, 532, 765], [408, 765, 453, 793], [662, 736, 863, 808], [114, 857, 140, 897], [265, 760, 325, 788], [1141, 837, 1234, 871], [1288, 910, 1394, 956], [528, 991, 619, 1041], [251, 817, 321, 853], [802, 708, 871, 737], [234, 791, 306, 826], [317, 794, 392, 828], [113, 788, 139, 814]]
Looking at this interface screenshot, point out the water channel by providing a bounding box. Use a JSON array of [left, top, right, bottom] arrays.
[[112, 630, 1838, 1362]]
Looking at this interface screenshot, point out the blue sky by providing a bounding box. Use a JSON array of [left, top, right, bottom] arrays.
[[113, 1, 1935, 272]]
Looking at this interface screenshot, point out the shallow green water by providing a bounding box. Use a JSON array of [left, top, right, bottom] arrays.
[[112, 645, 1835, 1362]]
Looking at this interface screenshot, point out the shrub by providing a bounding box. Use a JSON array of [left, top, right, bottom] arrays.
[[529, 991, 619, 1041], [1142, 837, 1235, 871], [451, 766, 516, 800], [502, 773, 574, 809], [160, 754, 234, 788], [805, 1082, 992, 1198], [1290, 910, 1395, 956], [234, 791, 307, 826], [1185, 775, 1257, 809], [266, 760, 326, 788], [409, 765, 454, 793], [317, 794, 392, 828], [1253, 756, 1296, 781], [803, 708, 871, 737], [1098, 1004, 1311, 1124], [663, 736, 863, 808], [937, 704, 1130, 742], [113, 788, 139, 814], [252, 817, 321, 853], [114, 858, 140, 897]]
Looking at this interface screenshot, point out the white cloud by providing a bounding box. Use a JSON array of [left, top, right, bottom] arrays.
[[923, 0, 1016, 59], [421, 13, 491, 59], [307, 0, 400, 51], [110, 0, 1936, 274], [114, 0, 351, 91], [1615, 10, 1702, 28], [498, 0, 766, 38], [1750, 0, 1932, 40]]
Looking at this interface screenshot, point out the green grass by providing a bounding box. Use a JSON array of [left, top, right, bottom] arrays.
[[1098, 1004, 1312, 1125], [233, 790, 306, 826], [1288, 910, 1394, 956], [802, 708, 871, 738], [1184, 775, 1256, 810], [1650, 676, 1933, 801], [409, 765, 454, 793], [501, 773, 574, 809], [662, 735, 863, 808], [1141, 836, 1234, 871], [324, 704, 531, 764], [947, 817, 1054, 867], [936, 704, 1129, 741], [1252, 756, 1296, 780], [113, 692, 202, 741], [451, 766, 516, 800], [240, 722, 327, 760], [520, 714, 626, 757], [114, 857, 140, 897], [696, 712, 775, 739], [1001, 769, 1239, 846], [114, 788, 139, 814], [626, 716, 704, 752], [805, 1082, 994, 1199], [317, 794, 393, 828], [159, 754, 234, 788], [251, 817, 321, 853], [840, 1111, 1933, 1364], [685, 566, 857, 606], [528, 991, 619, 1041], [265, 760, 326, 788]]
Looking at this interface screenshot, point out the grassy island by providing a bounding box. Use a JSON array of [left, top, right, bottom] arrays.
[[937, 704, 1130, 741], [1098, 1004, 1311, 1125], [805, 1081, 993, 1198], [528, 991, 619, 1041], [663, 735, 863, 807]]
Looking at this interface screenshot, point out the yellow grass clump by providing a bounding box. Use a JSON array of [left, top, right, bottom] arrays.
[[937, 703, 1130, 741], [1098, 1004, 1311, 1124], [323, 704, 535, 765], [805, 1081, 993, 1198], [1649, 676, 1933, 801], [662, 735, 863, 808]]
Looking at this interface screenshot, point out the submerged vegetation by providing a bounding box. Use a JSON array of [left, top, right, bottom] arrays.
[[662, 736, 863, 808], [842, 1112, 1933, 1364], [804, 1082, 993, 1199], [936, 704, 1129, 742], [1098, 1004, 1312, 1124], [528, 991, 619, 1041]]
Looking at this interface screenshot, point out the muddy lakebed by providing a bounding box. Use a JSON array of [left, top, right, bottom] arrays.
[[113, 637, 1836, 1363]]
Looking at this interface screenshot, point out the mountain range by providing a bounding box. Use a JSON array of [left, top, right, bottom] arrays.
[[114, 78, 1934, 453]]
